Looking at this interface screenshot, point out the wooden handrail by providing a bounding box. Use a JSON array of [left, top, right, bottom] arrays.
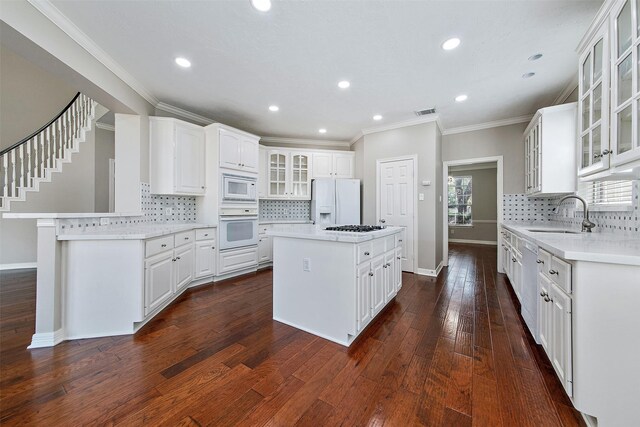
[[0, 92, 81, 156]]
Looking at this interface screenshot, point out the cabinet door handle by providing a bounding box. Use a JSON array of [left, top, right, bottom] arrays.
[[212, 246, 215, 250], [398, 239, 402, 242], [540, 291, 546, 297], [161, 244, 167, 248], [201, 186, 205, 189], [176, 256, 181, 260], [536, 259, 543, 264], [172, 258, 176, 262], [543, 296, 552, 302], [204, 234, 209, 237], [512, 257, 517, 262], [364, 252, 370, 256], [397, 256, 401, 260], [549, 269, 558, 275], [602, 149, 611, 156], [369, 272, 374, 276], [184, 237, 189, 240]]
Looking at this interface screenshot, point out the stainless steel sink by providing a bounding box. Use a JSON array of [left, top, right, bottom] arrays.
[[527, 229, 581, 234]]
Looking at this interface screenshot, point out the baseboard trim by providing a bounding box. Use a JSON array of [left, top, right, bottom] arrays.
[[417, 261, 444, 277], [28, 329, 65, 349], [272, 316, 350, 347], [0, 262, 37, 271], [449, 239, 498, 246]]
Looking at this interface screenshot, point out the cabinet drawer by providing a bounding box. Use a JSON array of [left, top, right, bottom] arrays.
[[538, 249, 552, 278], [395, 234, 403, 248], [218, 247, 258, 275], [371, 238, 386, 257], [195, 228, 216, 241], [259, 225, 270, 234], [175, 230, 195, 247], [145, 235, 174, 258], [356, 242, 372, 265], [550, 257, 572, 294], [383, 236, 395, 251]]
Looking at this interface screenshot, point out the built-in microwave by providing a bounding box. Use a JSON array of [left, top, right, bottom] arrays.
[[222, 173, 257, 203]]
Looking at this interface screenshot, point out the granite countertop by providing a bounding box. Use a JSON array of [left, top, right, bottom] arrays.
[[58, 223, 217, 241], [266, 224, 403, 243], [502, 222, 640, 266], [3, 212, 144, 219]]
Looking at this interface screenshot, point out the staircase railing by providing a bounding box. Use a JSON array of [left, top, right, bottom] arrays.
[[0, 92, 95, 203]]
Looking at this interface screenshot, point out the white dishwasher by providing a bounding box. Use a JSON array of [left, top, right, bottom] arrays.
[[521, 238, 540, 344]]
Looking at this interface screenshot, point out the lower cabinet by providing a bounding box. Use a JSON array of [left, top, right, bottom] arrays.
[[218, 246, 259, 275], [144, 251, 174, 316], [258, 235, 272, 264], [384, 250, 396, 301], [394, 247, 402, 291], [175, 244, 194, 292], [195, 240, 216, 278], [537, 248, 573, 397], [371, 255, 386, 316], [356, 263, 372, 331]]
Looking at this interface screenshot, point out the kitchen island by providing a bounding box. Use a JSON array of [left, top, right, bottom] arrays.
[[266, 225, 403, 346]]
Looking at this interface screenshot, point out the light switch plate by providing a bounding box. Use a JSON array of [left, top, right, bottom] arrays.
[[419, 193, 425, 201], [303, 258, 311, 272]]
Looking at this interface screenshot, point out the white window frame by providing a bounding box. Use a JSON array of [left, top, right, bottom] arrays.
[[448, 175, 473, 226]]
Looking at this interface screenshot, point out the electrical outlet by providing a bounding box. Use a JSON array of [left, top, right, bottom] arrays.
[[165, 207, 174, 216], [303, 258, 311, 272], [419, 193, 425, 201], [100, 217, 110, 226]]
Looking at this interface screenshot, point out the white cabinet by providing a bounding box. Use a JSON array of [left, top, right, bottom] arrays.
[[312, 152, 355, 178], [174, 244, 194, 292], [370, 255, 386, 317], [610, 0, 640, 166], [356, 263, 372, 331], [258, 147, 268, 198], [537, 248, 573, 397], [218, 246, 258, 275], [219, 128, 259, 174], [195, 241, 216, 278], [523, 104, 577, 195], [258, 234, 272, 264], [394, 247, 402, 291], [384, 250, 396, 301], [149, 117, 206, 195], [266, 150, 312, 199], [144, 251, 174, 316], [578, 21, 611, 176]]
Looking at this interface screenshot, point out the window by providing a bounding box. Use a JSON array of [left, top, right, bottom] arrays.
[[448, 176, 472, 225], [577, 179, 634, 209]]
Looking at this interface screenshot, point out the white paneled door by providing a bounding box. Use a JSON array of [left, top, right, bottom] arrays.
[[378, 158, 415, 272]]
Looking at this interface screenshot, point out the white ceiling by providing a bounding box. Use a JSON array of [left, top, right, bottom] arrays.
[[50, 0, 602, 141]]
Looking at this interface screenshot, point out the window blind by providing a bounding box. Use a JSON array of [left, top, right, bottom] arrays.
[[577, 180, 633, 206]]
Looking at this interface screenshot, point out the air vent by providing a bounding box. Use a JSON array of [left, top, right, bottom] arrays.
[[415, 108, 436, 116]]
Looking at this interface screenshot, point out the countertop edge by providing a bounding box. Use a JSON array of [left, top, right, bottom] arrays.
[[57, 223, 217, 241]]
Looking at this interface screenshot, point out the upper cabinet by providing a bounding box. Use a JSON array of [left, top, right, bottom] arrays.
[[610, 0, 640, 166], [266, 150, 312, 199], [150, 117, 205, 195], [219, 128, 259, 174], [578, 0, 640, 177], [578, 21, 611, 176], [524, 104, 577, 196], [312, 152, 355, 178]]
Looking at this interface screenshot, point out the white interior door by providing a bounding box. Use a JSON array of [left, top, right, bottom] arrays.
[[378, 159, 415, 272]]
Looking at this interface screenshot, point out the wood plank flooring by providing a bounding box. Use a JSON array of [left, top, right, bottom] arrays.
[[0, 244, 585, 426]]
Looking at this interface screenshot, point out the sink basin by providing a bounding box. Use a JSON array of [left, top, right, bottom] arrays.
[[527, 229, 581, 234]]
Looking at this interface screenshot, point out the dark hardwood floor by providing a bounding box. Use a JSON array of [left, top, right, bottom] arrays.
[[0, 244, 584, 426]]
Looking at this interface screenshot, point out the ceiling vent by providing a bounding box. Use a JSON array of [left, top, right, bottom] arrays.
[[415, 107, 436, 117]]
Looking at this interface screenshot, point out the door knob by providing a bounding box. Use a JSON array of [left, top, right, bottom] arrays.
[[549, 269, 558, 275], [536, 259, 543, 264], [369, 272, 374, 276]]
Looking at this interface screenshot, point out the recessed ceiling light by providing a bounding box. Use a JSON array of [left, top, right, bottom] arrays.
[[338, 80, 351, 89], [522, 72, 536, 79], [318, 128, 327, 134], [373, 115, 383, 121], [175, 57, 191, 68], [250, 0, 271, 12], [442, 37, 461, 50], [268, 105, 279, 112], [455, 94, 468, 102], [528, 53, 543, 61]]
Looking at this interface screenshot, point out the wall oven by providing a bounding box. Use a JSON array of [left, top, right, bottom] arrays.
[[219, 208, 258, 250], [222, 173, 257, 203]]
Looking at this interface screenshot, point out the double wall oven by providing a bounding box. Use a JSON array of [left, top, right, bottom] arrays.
[[219, 207, 258, 250]]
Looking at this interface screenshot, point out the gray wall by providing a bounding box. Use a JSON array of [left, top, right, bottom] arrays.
[[0, 44, 77, 150], [352, 136, 365, 223], [448, 167, 498, 243], [442, 122, 527, 194], [0, 128, 97, 265], [94, 128, 115, 212], [564, 85, 579, 103], [358, 122, 442, 271]]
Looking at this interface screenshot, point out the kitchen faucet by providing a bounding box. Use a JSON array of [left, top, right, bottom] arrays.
[[553, 195, 596, 232]]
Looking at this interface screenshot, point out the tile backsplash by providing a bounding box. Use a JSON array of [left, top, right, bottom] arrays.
[[259, 199, 311, 221], [503, 180, 639, 235], [141, 183, 197, 223]]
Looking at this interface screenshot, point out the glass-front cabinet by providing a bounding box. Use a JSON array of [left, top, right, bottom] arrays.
[[578, 22, 611, 176], [267, 150, 311, 199], [525, 118, 542, 194], [611, 0, 640, 166]]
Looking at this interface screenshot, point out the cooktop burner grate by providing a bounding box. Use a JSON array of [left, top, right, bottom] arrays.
[[324, 225, 385, 233]]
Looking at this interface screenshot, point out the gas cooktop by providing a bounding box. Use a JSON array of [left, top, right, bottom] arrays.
[[324, 225, 385, 233]]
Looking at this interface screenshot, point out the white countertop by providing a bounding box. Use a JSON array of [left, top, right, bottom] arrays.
[[58, 223, 216, 241], [3, 212, 144, 219], [266, 224, 403, 243], [259, 219, 314, 225], [502, 222, 640, 266]]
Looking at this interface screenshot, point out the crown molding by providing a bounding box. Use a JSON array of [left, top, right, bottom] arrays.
[[260, 136, 350, 149], [27, 0, 159, 106], [553, 73, 578, 106], [155, 102, 215, 126], [349, 131, 364, 146], [95, 122, 115, 132], [576, 0, 616, 53], [361, 114, 441, 136], [441, 115, 533, 136]]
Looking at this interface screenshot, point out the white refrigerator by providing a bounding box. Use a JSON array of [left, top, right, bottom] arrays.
[[310, 178, 361, 225]]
